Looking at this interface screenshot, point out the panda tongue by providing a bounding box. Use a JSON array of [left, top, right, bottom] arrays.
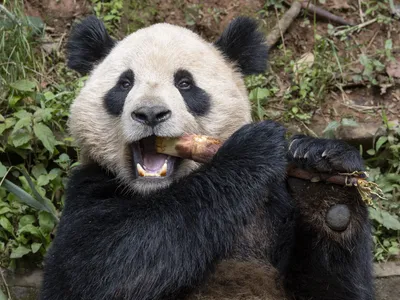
[[141, 137, 167, 171], [143, 153, 167, 171]]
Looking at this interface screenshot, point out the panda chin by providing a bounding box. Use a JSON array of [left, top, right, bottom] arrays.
[[131, 136, 178, 179]]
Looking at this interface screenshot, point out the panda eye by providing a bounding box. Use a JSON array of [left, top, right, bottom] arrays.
[[120, 79, 132, 90], [177, 78, 192, 90]]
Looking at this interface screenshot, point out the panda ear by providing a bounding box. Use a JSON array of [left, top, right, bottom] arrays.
[[66, 16, 116, 75], [215, 17, 268, 75]]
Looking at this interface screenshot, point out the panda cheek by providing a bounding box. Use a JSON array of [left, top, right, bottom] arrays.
[[179, 87, 211, 116]]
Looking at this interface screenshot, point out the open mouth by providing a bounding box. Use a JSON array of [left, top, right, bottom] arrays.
[[131, 136, 177, 178]]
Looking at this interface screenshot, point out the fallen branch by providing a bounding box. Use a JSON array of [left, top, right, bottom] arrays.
[[298, 1, 355, 26], [266, 1, 355, 48], [266, 1, 302, 47], [333, 18, 377, 37]]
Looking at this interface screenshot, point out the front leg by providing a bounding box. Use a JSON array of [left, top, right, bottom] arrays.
[[285, 135, 374, 300]]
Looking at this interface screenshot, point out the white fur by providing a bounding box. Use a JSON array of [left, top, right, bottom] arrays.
[[69, 23, 252, 193]]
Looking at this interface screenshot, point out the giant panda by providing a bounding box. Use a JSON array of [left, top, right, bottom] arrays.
[[40, 16, 374, 300]]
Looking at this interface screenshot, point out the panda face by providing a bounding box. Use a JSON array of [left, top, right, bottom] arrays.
[[67, 17, 267, 194]]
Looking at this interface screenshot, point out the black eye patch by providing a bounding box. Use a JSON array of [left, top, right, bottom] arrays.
[[104, 69, 135, 116], [174, 69, 210, 116]]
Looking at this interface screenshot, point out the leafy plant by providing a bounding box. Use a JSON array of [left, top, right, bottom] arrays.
[[91, 0, 124, 32], [0, 1, 81, 269], [365, 117, 400, 261], [322, 118, 359, 139]]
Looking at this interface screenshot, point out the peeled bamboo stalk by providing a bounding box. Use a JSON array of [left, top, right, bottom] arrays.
[[155, 135, 222, 164]]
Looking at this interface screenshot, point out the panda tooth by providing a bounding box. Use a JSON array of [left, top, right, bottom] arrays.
[[160, 160, 168, 177], [137, 163, 146, 177]]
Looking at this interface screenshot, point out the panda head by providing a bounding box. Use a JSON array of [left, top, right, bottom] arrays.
[[67, 16, 268, 194]]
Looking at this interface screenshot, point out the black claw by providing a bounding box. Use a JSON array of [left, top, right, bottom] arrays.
[[287, 136, 364, 174]]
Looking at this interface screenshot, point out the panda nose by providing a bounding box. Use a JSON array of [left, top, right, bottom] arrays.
[[131, 106, 172, 127]]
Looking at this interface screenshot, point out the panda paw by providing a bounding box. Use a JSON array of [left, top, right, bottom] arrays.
[[288, 135, 364, 173]]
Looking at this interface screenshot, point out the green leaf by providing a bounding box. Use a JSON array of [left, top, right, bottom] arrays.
[[18, 168, 58, 218], [39, 211, 55, 234], [370, 208, 400, 230], [5, 117, 16, 129], [0, 124, 6, 135], [341, 118, 358, 127], [14, 110, 32, 120], [0, 162, 7, 178], [388, 246, 400, 256], [1, 179, 58, 221], [10, 79, 36, 92], [11, 130, 32, 147], [33, 123, 56, 153], [37, 174, 50, 186], [48, 168, 61, 180], [323, 121, 340, 133], [43, 91, 55, 101], [367, 149, 376, 155], [385, 39, 393, 51], [18, 224, 42, 237], [19, 215, 36, 227], [31, 242, 42, 254], [9, 95, 22, 107], [359, 54, 370, 66], [12, 116, 32, 134], [10, 245, 31, 259], [380, 211, 400, 230], [256, 88, 270, 100], [55, 153, 71, 170], [34, 108, 54, 122], [0, 207, 11, 215], [32, 164, 47, 179], [375, 136, 388, 152], [0, 216, 14, 234], [103, 14, 115, 21]]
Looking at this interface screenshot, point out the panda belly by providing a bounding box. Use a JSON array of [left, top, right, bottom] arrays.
[[190, 206, 287, 300], [191, 260, 284, 300]]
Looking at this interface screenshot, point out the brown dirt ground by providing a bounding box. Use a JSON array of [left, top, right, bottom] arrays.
[[375, 276, 400, 300], [22, 0, 400, 138], [24, 0, 91, 33]]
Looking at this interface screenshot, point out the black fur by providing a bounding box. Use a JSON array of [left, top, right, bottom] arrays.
[[215, 17, 268, 75], [67, 16, 116, 74], [174, 69, 211, 116], [104, 69, 135, 116], [287, 134, 365, 173], [40, 121, 288, 300]]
